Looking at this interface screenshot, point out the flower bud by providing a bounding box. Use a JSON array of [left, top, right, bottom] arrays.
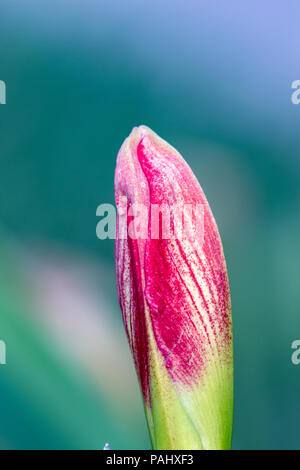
[[115, 126, 233, 450]]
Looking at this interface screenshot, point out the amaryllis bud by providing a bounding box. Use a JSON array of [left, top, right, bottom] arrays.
[[114, 126, 233, 450]]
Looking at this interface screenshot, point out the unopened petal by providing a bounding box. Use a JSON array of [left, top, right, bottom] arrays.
[[115, 126, 233, 450]]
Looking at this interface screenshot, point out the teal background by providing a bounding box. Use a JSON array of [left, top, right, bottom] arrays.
[[0, 0, 300, 449]]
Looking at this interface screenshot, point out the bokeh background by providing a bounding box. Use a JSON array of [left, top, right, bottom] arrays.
[[0, 0, 300, 450]]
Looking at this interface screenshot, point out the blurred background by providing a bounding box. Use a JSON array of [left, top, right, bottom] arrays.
[[0, 0, 299, 450]]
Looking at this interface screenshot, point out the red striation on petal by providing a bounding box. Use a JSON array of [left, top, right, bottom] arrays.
[[116, 235, 151, 402], [115, 126, 232, 404], [136, 135, 231, 387]]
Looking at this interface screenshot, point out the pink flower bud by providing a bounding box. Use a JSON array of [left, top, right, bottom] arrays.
[[115, 126, 233, 450]]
